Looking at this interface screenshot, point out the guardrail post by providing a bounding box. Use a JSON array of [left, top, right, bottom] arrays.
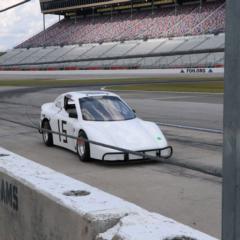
[[223, 0, 240, 239]]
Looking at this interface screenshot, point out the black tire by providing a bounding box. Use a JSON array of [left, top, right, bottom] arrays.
[[42, 120, 53, 146], [77, 131, 90, 162]]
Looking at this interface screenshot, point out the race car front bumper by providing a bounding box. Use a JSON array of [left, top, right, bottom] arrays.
[[102, 146, 173, 161]]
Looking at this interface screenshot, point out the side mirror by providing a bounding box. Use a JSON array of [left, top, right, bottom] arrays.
[[55, 101, 61, 109], [132, 109, 136, 113], [69, 112, 78, 119]]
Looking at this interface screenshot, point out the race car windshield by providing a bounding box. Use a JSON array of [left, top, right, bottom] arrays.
[[79, 96, 136, 121]]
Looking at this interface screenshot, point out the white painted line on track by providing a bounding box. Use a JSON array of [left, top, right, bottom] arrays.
[[156, 122, 223, 134]]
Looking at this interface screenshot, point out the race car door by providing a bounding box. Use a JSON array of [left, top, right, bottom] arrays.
[[51, 95, 78, 152]]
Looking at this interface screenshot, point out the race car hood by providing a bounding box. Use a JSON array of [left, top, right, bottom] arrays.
[[82, 118, 167, 151]]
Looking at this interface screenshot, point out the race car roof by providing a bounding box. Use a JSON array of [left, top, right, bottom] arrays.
[[65, 91, 117, 99]]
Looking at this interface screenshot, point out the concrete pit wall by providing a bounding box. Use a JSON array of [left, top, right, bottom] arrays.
[[0, 68, 224, 80], [0, 147, 218, 240]]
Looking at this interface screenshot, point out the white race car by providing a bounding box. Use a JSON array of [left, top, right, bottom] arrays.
[[40, 91, 172, 161]]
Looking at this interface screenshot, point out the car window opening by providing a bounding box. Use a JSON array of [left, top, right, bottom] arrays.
[[79, 96, 136, 121], [64, 97, 77, 115]]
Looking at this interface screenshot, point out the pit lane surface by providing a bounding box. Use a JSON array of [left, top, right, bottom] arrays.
[[0, 86, 222, 238]]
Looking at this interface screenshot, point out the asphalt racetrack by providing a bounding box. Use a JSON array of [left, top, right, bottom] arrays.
[[0, 75, 223, 238]]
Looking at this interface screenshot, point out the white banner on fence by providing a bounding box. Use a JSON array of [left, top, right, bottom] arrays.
[[180, 68, 224, 74]]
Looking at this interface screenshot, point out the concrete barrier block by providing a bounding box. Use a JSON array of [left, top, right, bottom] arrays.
[[0, 147, 141, 240], [0, 68, 224, 80], [97, 212, 218, 240], [0, 147, 218, 240]]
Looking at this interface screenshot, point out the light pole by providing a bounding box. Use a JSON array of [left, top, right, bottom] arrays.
[[223, 0, 240, 239]]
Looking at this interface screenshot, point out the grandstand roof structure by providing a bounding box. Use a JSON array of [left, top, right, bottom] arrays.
[[39, 0, 222, 15]]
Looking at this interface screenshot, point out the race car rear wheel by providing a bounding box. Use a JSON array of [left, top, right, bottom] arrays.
[[77, 131, 90, 162], [42, 120, 53, 146]]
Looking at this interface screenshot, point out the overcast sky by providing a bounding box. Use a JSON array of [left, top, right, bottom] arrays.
[[0, 0, 59, 51]]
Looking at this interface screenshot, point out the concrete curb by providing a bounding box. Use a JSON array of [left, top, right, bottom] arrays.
[[0, 147, 218, 240]]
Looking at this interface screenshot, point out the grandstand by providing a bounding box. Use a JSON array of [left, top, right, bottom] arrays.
[[0, 0, 225, 70]]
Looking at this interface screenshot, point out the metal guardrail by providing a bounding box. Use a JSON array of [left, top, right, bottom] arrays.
[[0, 116, 172, 161], [156, 122, 223, 134], [0, 116, 223, 178]]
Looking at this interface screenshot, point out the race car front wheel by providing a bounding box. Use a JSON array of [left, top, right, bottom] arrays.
[[42, 120, 53, 146], [77, 131, 90, 162]]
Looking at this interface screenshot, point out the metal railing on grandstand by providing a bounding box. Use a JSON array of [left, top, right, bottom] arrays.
[[0, 47, 224, 68]]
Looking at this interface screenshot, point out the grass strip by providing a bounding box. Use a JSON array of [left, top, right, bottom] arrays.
[[0, 76, 223, 87], [106, 81, 224, 93]]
